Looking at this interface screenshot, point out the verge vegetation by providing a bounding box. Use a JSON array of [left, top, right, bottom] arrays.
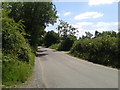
[[2, 2, 58, 87], [2, 8, 35, 86], [70, 36, 119, 68]]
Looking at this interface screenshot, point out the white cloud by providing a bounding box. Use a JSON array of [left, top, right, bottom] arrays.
[[88, 0, 118, 6], [72, 22, 94, 37], [93, 22, 118, 31], [75, 22, 93, 26], [63, 12, 71, 16], [72, 22, 93, 29], [74, 12, 103, 20], [72, 22, 118, 37]]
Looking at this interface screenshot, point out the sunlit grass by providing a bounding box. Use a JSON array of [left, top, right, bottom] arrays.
[[2, 53, 35, 87]]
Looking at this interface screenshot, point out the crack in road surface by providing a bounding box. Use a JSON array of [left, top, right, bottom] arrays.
[[19, 46, 118, 88]]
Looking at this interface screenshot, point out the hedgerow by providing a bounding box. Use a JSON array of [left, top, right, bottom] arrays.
[[70, 36, 119, 68], [2, 8, 35, 86], [58, 36, 77, 51]]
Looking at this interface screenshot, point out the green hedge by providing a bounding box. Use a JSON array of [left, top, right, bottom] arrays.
[[70, 36, 119, 68], [2, 9, 31, 62], [2, 8, 35, 86], [2, 53, 34, 86], [58, 36, 76, 51], [44, 31, 59, 47]]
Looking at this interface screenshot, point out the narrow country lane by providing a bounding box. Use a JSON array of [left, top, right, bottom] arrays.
[[20, 46, 118, 88]]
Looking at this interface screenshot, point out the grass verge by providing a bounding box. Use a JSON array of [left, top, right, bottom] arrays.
[[2, 53, 35, 87], [49, 44, 59, 50]]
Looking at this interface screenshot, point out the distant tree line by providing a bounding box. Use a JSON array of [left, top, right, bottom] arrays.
[[43, 20, 78, 51], [80, 30, 117, 39]]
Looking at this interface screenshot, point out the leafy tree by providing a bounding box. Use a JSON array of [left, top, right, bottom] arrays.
[[85, 32, 93, 39], [82, 32, 93, 39], [4, 2, 58, 51], [38, 30, 46, 46], [100, 31, 117, 37], [94, 31, 117, 38], [38, 37, 44, 46], [57, 20, 78, 39], [110, 31, 117, 37], [2, 8, 31, 62], [118, 32, 120, 68], [81, 35, 86, 39], [94, 30, 102, 38], [58, 36, 77, 51], [44, 30, 59, 47]]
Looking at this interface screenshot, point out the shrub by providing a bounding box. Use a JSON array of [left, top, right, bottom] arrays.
[[70, 36, 119, 68], [2, 9, 31, 62], [58, 36, 76, 51], [44, 30, 59, 47], [49, 44, 60, 50], [2, 53, 35, 86], [2, 8, 35, 86]]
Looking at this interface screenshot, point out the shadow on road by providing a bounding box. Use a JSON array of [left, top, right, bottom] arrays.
[[36, 53, 48, 57], [37, 49, 47, 52], [52, 50, 57, 52]]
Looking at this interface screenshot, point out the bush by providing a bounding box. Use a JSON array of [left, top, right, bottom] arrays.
[[2, 53, 35, 86], [70, 36, 119, 68], [58, 36, 76, 51], [38, 37, 44, 46], [2, 9, 31, 62], [49, 44, 60, 50], [44, 30, 59, 47], [2, 8, 35, 86]]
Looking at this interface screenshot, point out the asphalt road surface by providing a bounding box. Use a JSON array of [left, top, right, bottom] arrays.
[[21, 46, 118, 88]]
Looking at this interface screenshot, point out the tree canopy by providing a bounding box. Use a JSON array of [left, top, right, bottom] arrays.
[[44, 30, 59, 47], [3, 2, 58, 51], [57, 20, 78, 39]]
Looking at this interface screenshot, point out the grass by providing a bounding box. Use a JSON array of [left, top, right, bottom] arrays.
[[49, 44, 59, 50], [2, 53, 35, 87]]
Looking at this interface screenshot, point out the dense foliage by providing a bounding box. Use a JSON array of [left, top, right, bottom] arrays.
[[2, 53, 34, 86], [81, 32, 93, 39], [70, 36, 119, 68], [44, 30, 59, 47], [57, 20, 78, 39], [58, 36, 77, 51], [2, 2, 58, 86], [2, 10, 31, 62], [47, 20, 78, 51], [2, 7, 35, 86], [5, 2, 58, 51], [49, 43, 60, 50]]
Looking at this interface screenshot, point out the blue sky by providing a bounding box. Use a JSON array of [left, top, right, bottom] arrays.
[[45, 0, 118, 37]]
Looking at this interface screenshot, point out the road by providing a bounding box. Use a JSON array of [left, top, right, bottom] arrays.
[[21, 46, 118, 88]]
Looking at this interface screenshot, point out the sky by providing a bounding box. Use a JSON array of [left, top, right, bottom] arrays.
[[45, 0, 118, 38]]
